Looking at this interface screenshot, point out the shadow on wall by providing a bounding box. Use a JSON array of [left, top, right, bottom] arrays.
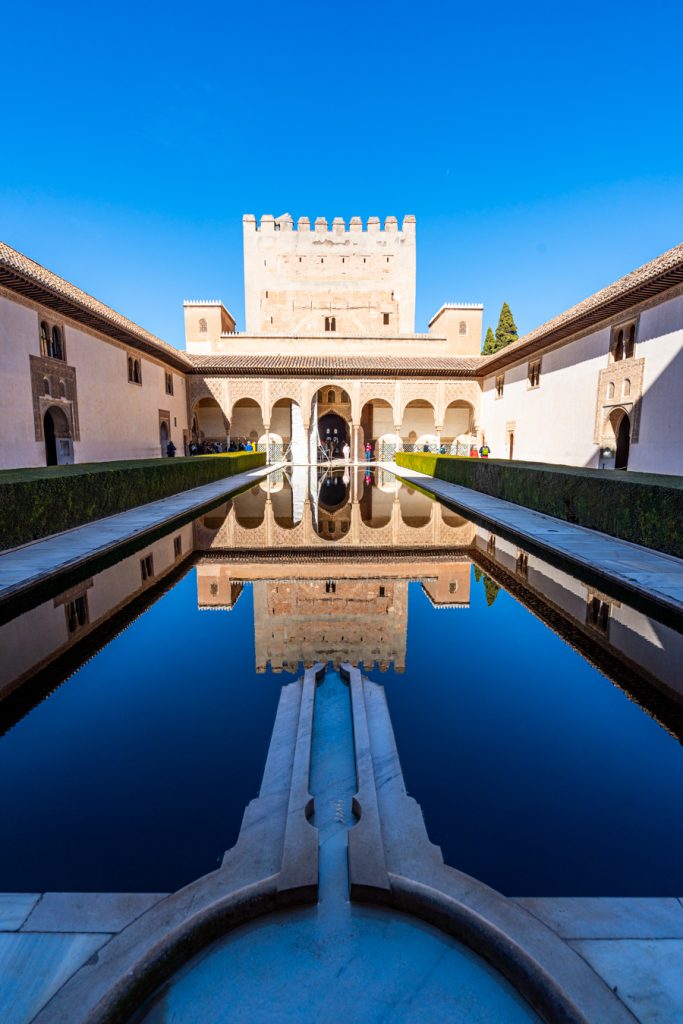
[[586, 336, 683, 474]]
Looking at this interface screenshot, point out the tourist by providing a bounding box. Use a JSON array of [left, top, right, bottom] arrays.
[[245, 440, 253, 452], [365, 442, 372, 463], [166, 441, 176, 458], [479, 440, 491, 459], [342, 441, 350, 462], [469, 445, 479, 457]]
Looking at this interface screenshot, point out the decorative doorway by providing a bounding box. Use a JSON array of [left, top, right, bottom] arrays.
[[614, 411, 631, 470]]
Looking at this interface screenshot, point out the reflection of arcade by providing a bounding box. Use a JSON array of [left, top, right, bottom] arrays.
[[317, 471, 350, 541], [193, 469, 475, 551]]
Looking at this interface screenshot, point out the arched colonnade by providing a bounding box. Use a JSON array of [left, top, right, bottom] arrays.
[[187, 375, 480, 462]]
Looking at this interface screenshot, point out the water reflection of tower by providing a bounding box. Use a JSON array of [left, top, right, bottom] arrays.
[[253, 574, 408, 674]]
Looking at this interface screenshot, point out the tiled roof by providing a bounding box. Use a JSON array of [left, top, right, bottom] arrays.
[[187, 353, 486, 377], [482, 242, 683, 373], [0, 241, 191, 372]]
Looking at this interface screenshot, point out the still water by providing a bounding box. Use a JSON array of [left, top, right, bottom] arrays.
[[0, 467, 682, 895]]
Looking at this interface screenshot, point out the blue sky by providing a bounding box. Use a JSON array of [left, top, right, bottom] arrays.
[[2, 0, 681, 348]]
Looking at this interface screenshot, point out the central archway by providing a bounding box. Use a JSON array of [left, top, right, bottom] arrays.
[[314, 386, 351, 461], [318, 412, 349, 459]]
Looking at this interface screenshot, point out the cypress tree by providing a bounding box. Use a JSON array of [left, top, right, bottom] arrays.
[[482, 327, 496, 354], [482, 575, 500, 607], [494, 302, 518, 351]]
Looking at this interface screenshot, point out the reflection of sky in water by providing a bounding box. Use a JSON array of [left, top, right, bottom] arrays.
[[0, 471, 681, 896]]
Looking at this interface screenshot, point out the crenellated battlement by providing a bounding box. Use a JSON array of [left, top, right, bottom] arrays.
[[243, 213, 416, 235], [243, 212, 417, 334]]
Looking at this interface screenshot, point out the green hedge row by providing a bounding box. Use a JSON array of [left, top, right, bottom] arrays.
[[395, 452, 683, 557], [0, 452, 266, 551]]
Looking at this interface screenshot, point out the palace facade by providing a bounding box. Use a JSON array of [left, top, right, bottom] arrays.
[[1, 217, 682, 474]]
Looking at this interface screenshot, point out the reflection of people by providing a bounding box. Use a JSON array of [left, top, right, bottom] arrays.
[[342, 441, 350, 462]]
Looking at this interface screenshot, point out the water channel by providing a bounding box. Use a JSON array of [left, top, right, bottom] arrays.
[[0, 467, 682, 896]]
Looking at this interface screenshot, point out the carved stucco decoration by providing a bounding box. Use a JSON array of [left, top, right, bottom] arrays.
[[594, 358, 645, 444]]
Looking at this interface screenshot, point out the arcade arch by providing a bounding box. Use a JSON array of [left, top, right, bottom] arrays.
[[234, 484, 267, 528], [192, 397, 229, 449], [360, 398, 395, 460], [231, 398, 265, 449], [402, 399, 437, 451], [442, 400, 475, 451], [399, 484, 432, 527]]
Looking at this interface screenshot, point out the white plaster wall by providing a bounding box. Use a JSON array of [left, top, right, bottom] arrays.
[[479, 290, 683, 473], [67, 325, 188, 462], [0, 295, 45, 468], [0, 292, 189, 468], [480, 327, 609, 466], [627, 294, 683, 474]]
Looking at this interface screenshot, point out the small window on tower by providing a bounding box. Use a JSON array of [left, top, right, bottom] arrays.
[[383, 313, 390, 325], [459, 321, 467, 335], [199, 318, 208, 333]]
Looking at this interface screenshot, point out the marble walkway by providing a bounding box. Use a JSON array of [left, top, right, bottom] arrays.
[[0, 462, 277, 608], [384, 461, 683, 619]]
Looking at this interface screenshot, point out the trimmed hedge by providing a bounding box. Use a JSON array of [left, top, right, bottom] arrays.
[[0, 453, 265, 551], [395, 453, 683, 558]]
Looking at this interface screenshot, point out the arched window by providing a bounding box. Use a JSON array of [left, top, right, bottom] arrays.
[[327, 389, 335, 404], [40, 321, 50, 356], [459, 321, 467, 336], [614, 329, 624, 362], [625, 324, 636, 359], [199, 318, 208, 333], [607, 381, 615, 399], [51, 326, 63, 360], [623, 378, 631, 398], [324, 316, 336, 332], [59, 379, 67, 398], [43, 377, 51, 396]]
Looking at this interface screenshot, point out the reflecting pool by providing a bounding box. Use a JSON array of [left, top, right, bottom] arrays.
[[0, 468, 682, 894]]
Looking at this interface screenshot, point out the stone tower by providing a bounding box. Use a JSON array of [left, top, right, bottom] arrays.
[[242, 214, 416, 335]]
